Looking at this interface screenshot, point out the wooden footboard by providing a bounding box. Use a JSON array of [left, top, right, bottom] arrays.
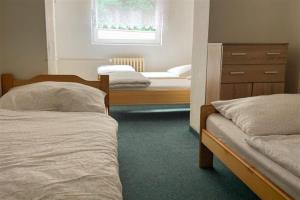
[[110, 89, 190, 105], [199, 105, 292, 200]]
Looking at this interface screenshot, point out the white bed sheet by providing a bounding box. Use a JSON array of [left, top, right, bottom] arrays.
[[111, 78, 190, 91], [247, 135, 300, 178], [207, 113, 300, 199], [141, 72, 179, 79], [109, 71, 151, 89], [0, 109, 122, 200]]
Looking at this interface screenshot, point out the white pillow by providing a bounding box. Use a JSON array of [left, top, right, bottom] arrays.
[[212, 94, 300, 136], [0, 82, 106, 113], [97, 65, 135, 75], [167, 64, 191, 78]]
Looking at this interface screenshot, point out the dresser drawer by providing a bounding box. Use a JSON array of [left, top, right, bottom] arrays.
[[221, 65, 286, 83], [223, 44, 288, 65]]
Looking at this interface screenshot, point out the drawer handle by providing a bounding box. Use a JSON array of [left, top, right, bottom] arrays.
[[230, 71, 245, 75], [264, 71, 279, 74], [231, 53, 247, 56], [266, 52, 281, 55]]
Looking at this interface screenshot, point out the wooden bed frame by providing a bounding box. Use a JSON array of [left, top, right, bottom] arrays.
[[110, 89, 190, 105], [199, 105, 293, 200], [1, 74, 110, 110], [98, 65, 190, 105]]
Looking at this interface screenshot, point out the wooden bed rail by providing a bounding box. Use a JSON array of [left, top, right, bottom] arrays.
[[1, 74, 110, 109], [199, 105, 217, 168]]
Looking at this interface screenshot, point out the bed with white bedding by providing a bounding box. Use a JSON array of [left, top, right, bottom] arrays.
[[111, 78, 191, 91], [0, 74, 122, 200], [0, 109, 121, 200], [107, 71, 190, 90], [200, 94, 300, 200], [97, 65, 191, 105], [98, 64, 191, 80], [207, 113, 300, 199]]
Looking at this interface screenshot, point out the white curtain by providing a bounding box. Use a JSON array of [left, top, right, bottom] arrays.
[[96, 0, 162, 32]]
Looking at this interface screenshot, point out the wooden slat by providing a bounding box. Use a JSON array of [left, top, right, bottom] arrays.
[[110, 89, 190, 105], [252, 82, 285, 96], [220, 83, 253, 100]]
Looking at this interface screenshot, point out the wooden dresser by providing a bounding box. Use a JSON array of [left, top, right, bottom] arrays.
[[206, 43, 288, 103]]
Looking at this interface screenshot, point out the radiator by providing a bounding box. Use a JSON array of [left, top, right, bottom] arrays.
[[112, 57, 145, 72]]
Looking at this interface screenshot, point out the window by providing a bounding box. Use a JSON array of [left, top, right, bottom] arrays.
[[92, 0, 163, 45]]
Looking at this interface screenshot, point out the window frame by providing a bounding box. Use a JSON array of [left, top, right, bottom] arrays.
[[91, 0, 163, 46]]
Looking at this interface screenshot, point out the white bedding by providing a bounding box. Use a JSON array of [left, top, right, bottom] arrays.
[[97, 65, 135, 74], [207, 114, 300, 199], [111, 78, 191, 91], [0, 82, 106, 113], [141, 72, 179, 79], [212, 94, 300, 136], [247, 135, 300, 178], [0, 109, 122, 200], [109, 71, 151, 88]]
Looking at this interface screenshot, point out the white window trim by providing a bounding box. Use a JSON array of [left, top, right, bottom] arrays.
[[91, 0, 163, 46]]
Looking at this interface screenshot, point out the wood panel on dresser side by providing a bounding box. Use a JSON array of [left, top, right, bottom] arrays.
[[252, 83, 285, 96], [220, 83, 253, 100]]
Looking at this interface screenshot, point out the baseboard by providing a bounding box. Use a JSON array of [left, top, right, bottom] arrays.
[[189, 126, 199, 137]]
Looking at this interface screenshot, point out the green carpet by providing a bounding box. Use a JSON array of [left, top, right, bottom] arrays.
[[111, 105, 259, 200]]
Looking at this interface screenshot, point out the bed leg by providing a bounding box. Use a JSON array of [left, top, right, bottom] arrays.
[[199, 105, 216, 168], [199, 142, 213, 168]]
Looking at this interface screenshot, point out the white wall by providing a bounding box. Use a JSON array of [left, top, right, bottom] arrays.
[[208, 0, 289, 43], [45, 0, 58, 74], [2, 0, 48, 79], [189, 0, 210, 132], [55, 0, 194, 80]]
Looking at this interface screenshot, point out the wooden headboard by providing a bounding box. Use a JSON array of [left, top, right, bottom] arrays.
[[1, 74, 110, 109]]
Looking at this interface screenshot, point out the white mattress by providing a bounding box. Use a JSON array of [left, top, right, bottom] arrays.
[[0, 109, 122, 200], [207, 114, 300, 199], [111, 78, 191, 91], [141, 72, 179, 79]]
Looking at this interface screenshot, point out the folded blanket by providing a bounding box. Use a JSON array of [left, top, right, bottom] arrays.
[[246, 135, 300, 178], [109, 71, 151, 89]]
